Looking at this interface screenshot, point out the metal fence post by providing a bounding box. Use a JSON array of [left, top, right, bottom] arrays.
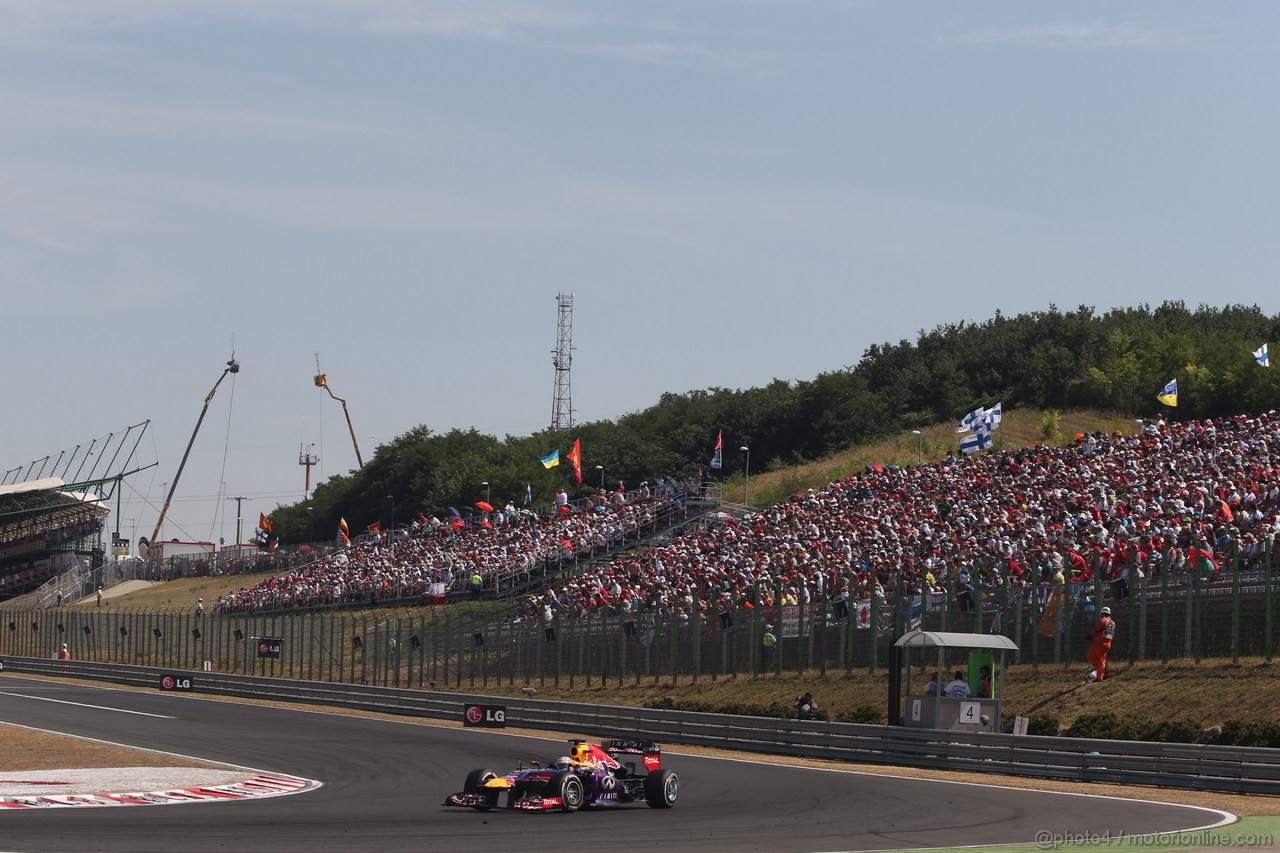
[[1161, 546, 1170, 664], [1193, 566, 1202, 665], [1267, 536, 1274, 664], [1231, 543, 1241, 665]]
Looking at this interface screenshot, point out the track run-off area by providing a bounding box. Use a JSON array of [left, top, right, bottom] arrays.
[[0, 674, 1265, 853]]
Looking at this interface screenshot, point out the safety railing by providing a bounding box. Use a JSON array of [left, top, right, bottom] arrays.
[[2, 655, 1278, 795]]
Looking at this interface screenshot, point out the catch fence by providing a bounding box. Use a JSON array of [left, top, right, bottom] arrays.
[[3, 554, 1277, 689]]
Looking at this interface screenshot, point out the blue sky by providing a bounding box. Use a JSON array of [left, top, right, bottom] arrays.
[[4, 1, 1278, 548]]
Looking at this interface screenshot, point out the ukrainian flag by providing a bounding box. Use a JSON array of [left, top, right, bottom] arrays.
[[1157, 378, 1178, 407], [540, 450, 560, 468]]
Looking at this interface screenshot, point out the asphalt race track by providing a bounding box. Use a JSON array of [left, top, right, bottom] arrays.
[[0, 674, 1229, 853]]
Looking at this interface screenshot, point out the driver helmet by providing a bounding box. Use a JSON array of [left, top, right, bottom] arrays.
[[555, 756, 572, 770]]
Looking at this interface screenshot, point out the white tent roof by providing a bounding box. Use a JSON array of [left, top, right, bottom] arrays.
[[894, 630, 1019, 651], [0, 477, 65, 497]]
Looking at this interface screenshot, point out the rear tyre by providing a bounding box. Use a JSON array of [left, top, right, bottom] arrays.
[[644, 769, 678, 808], [464, 768, 498, 811], [557, 773, 584, 812]]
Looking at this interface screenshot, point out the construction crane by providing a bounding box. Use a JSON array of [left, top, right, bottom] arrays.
[[314, 354, 364, 469], [141, 355, 240, 559]]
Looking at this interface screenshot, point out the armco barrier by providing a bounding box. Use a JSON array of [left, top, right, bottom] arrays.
[[5, 656, 1280, 796]]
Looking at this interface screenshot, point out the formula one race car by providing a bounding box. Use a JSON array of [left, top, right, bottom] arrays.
[[443, 738, 679, 812]]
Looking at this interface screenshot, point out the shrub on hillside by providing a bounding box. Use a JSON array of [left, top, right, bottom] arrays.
[[1040, 410, 1061, 442], [836, 705, 885, 725], [1002, 713, 1060, 736], [642, 697, 795, 719], [1066, 713, 1208, 744], [1218, 720, 1280, 748], [1147, 719, 1204, 745], [1063, 713, 1121, 739]]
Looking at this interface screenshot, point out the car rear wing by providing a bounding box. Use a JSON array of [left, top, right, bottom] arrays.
[[604, 739, 661, 772]]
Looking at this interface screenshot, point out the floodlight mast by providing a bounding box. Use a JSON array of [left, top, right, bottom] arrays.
[[314, 355, 364, 469], [144, 356, 240, 558]]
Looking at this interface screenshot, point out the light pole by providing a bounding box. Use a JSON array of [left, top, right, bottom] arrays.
[[595, 465, 604, 489], [125, 518, 136, 558], [911, 430, 923, 464], [387, 494, 396, 532], [740, 446, 750, 505], [481, 481, 490, 505], [226, 495, 254, 547]]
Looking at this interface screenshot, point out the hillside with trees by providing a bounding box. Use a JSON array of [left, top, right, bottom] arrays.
[[267, 302, 1280, 543]]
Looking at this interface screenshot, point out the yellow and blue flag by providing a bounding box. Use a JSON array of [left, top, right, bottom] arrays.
[[540, 450, 560, 468], [1157, 378, 1178, 407]]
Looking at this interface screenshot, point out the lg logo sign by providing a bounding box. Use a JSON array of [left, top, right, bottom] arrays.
[[159, 674, 194, 691], [462, 704, 507, 728]]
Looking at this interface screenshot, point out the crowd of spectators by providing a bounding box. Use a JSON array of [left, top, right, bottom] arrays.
[[214, 482, 694, 614], [218, 412, 1280, 622], [511, 413, 1280, 627]]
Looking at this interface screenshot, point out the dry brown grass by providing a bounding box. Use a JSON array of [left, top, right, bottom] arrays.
[[737, 408, 1139, 507]]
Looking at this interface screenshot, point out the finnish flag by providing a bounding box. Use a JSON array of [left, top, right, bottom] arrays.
[[956, 406, 986, 433], [1255, 343, 1270, 368], [959, 424, 993, 454]]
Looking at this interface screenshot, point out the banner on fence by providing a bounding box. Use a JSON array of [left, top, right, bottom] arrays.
[[781, 606, 800, 638], [159, 674, 194, 691], [256, 637, 282, 658], [463, 704, 506, 728]]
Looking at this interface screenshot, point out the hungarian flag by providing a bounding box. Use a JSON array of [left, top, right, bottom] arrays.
[[709, 430, 723, 470], [567, 437, 583, 485], [1190, 544, 1218, 576], [1036, 588, 1065, 637], [259, 513, 273, 535]]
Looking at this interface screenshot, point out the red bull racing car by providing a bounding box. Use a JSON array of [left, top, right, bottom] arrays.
[[443, 738, 679, 812]]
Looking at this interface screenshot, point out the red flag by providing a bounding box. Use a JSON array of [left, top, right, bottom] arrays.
[[339, 530, 350, 545], [339, 517, 349, 535], [259, 513, 273, 535], [567, 437, 583, 485], [366, 521, 382, 533]]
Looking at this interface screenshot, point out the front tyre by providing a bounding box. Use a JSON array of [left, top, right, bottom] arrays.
[[558, 773, 584, 812], [463, 768, 498, 811], [644, 769, 678, 808]]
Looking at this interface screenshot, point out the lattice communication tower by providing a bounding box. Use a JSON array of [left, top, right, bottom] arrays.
[[550, 292, 575, 431]]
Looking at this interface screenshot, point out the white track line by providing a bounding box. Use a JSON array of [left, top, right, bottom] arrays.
[[0, 690, 173, 718]]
